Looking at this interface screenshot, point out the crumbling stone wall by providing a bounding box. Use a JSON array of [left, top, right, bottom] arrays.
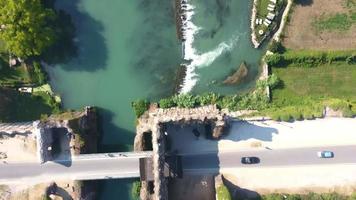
[[135, 105, 230, 200]]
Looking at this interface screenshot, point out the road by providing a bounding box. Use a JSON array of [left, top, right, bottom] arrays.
[[181, 145, 356, 174], [0, 145, 355, 184], [0, 152, 151, 184]]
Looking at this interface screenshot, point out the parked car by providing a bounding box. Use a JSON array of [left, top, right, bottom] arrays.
[[317, 151, 334, 158], [241, 157, 260, 164]]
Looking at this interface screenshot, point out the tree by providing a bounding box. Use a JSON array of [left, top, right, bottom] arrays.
[[131, 99, 150, 118], [0, 0, 57, 58]]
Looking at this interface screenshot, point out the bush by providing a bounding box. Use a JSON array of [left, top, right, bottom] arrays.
[[131, 181, 141, 200], [216, 95, 239, 110], [265, 54, 285, 66], [268, 40, 286, 53], [266, 74, 280, 89], [216, 185, 231, 200], [263, 194, 285, 200], [280, 114, 292, 122], [131, 99, 150, 118], [33, 61, 46, 85], [346, 55, 356, 64], [159, 97, 176, 108], [196, 92, 221, 106], [173, 94, 197, 108]]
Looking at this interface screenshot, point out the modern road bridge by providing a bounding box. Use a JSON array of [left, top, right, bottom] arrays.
[[1, 145, 356, 184], [0, 152, 152, 184]]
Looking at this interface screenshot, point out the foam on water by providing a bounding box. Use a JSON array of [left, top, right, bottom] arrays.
[[179, 1, 239, 94]]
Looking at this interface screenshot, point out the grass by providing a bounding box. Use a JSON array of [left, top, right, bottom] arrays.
[[256, 0, 270, 18], [0, 61, 47, 87], [0, 64, 32, 86], [273, 63, 356, 100], [313, 13, 354, 32], [0, 88, 60, 122], [266, 62, 356, 120], [216, 185, 231, 200]]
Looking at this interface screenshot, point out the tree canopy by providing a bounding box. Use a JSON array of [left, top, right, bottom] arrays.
[[0, 0, 57, 58]]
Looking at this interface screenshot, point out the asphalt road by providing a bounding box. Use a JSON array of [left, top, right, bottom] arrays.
[[0, 145, 355, 183], [181, 145, 356, 174], [0, 155, 142, 184]]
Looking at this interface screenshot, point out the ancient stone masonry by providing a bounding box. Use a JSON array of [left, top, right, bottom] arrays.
[[135, 105, 230, 200]]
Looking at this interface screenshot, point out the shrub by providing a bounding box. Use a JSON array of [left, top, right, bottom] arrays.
[[33, 62, 46, 85], [291, 111, 303, 121], [265, 54, 285, 66], [131, 99, 150, 118], [173, 94, 197, 108], [266, 74, 280, 89], [159, 97, 176, 108], [263, 193, 285, 200], [280, 114, 292, 122], [268, 40, 286, 53], [196, 92, 221, 106], [216, 185, 231, 200], [216, 95, 239, 110], [131, 181, 141, 200], [346, 55, 356, 64]]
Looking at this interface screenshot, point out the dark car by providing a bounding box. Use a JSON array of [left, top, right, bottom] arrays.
[[241, 157, 260, 164]]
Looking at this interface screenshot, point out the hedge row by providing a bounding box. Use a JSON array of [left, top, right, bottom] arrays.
[[265, 50, 356, 67]]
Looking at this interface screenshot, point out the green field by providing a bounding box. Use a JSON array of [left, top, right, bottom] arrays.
[[272, 63, 356, 102], [265, 62, 356, 120]]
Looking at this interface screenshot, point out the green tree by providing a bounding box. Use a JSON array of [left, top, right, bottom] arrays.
[[0, 0, 57, 58], [131, 99, 150, 118]]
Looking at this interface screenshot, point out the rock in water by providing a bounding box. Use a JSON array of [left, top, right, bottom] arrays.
[[223, 61, 248, 85]]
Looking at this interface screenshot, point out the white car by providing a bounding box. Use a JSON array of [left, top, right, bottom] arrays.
[[317, 151, 334, 158]]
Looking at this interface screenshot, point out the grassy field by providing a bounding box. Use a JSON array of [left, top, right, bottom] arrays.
[[265, 62, 356, 120], [272, 63, 356, 101]]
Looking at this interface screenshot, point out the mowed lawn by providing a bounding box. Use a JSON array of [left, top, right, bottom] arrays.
[[272, 64, 356, 104]]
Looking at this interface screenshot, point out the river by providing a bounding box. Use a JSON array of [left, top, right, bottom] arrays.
[[46, 0, 263, 199]]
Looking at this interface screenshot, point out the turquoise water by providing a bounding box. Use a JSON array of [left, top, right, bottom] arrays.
[[47, 0, 263, 199]]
